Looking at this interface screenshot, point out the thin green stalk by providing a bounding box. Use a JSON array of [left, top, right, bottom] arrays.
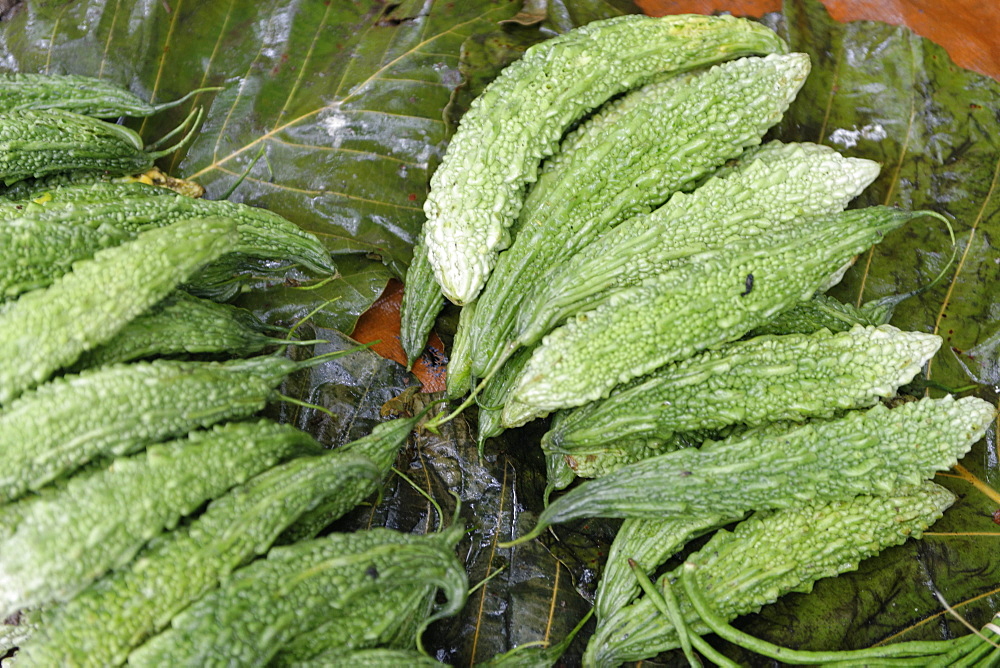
[[681, 562, 955, 663], [149, 86, 223, 114], [391, 466, 444, 533], [860, 211, 957, 318], [290, 275, 340, 291], [973, 645, 1000, 667], [630, 560, 736, 668], [146, 106, 203, 156], [275, 394, 337, 419], [467, 564, 506, 597], [628, 559, 700, 667], [925, 633, 986, 668], [285, 295, 342, 341], [422, 348, 510, 432]]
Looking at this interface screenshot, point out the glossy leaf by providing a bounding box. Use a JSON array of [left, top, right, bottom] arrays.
[[0, 0, 527, 327], [2, 0, 999, 664]]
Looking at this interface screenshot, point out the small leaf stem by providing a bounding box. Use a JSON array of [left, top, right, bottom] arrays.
[[422, 346, 510, 431], [680, 562, 962, 664], [391, 465, 444, 532], [628, 559, 705, 667], [146, 106, 203, 156]]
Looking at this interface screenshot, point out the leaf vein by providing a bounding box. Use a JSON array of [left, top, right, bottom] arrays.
[[43, 6, 71, 75], [192, 7, 509, 179], [855, 101, 917, 307], [138, 0, 184, 137], [212, 3, 278, 165], [930, 153, 1000, 363], [339, 7, 513, 106], [211, 166, 423, 210], [874, 585, 1000, 645], [267, 136, 424, 166], [543, 559, 560, 646], [168, 0, 237, 174], [271, 0, 335, 134], [374, 75, 452, 88], [97, 0, 123, 80], [470, 460, 510, 666]]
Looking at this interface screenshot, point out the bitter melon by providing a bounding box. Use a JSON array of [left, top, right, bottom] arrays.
[[0, 72, 215, 118], [0, 108, 198, 186], [0, 181, 336, 277], [423, 14, 787, 305], [515, 141, 880, 346], [595, 514, 732, 622], [270, 586, 436, 665], [584, 482, 955, 666], [69, 291, 296, 369], [400, 49, 721, 366], [543, 324, 941, 454], [469, 53, 810, 381], [0, 216, 132, 299], [512, 396, 993, 543], [16, 415, 417, 666], [0, 351, 359, 504], [505, 207, 927, 424], [750, 292, 893, 336], [128, 525, 468, 667], [0, 420, 320, 617], [0, 217, 240, 405], [278, 648, 446, 668]]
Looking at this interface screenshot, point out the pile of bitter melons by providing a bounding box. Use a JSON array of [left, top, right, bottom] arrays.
[[400, 14, 998, 667], [0, 75, 467, 667]]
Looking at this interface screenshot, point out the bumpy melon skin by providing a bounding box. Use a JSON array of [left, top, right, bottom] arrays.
[[467, 53, 810, 381], [422, 14, 789, 306], [586, 482, 956, 666], [524, 396, 994, 537], [0, 217, 239, 406], [504, 207, 925, 424], [0, 420, 322, 617]]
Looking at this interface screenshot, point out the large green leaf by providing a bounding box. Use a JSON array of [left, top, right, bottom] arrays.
[[0, 0, 529, 329], [3, 0, 999, 664]]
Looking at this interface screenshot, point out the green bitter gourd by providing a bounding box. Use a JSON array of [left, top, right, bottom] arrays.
[[423, 14, 787, 305], [468, 53, 810, 381], [0, 351, 359, 503], [16, 415, 418, 667], [504, 207, 928, 424], [515, 141, 880, 347], [595, 514, 733, 622], [0, 420, 321, 617], [269, 586, 437, 665], [0, 72, 216, 118], [584, 482, 956, 666], [512, 396, 994, 543], [0, 216, 240, 405], [543, 324, 941, 455], [69, 291, 299, 370], [0, 108, 199, 186], [128, 525, 468, 667], [0, 181, 336, 279]]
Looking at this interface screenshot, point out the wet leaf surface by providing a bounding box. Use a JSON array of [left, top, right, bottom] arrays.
[[2, 0, 999, 664]]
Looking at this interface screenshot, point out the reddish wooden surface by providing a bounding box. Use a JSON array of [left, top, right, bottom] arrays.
[[355, 0, 999, 391], [637, 0, 1000, 81]]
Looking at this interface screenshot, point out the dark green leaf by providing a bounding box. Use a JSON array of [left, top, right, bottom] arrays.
[[3, 0, 998, 663], [0, 0, 528, 322], [234, 255, 395, 336]]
